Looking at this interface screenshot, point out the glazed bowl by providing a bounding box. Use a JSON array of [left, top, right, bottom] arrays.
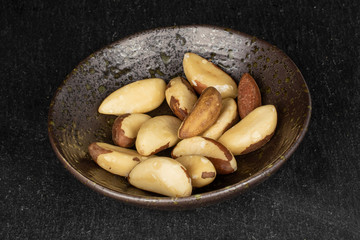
[[48, 25, 311, 210]]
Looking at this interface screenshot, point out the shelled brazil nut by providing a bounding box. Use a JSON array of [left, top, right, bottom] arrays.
[[135, 115, 181, 156], [175, 155, 216, 188], [88, 142, 150, 177], [183, 52, 238, 99], [218, 105, 277, 155], [98, 78, 166, 115], [178, 87, 222, 139], [128, 157, 192, 197], [237, 73, 262, 119], [165, 76, 198, 120], [172, 136, 237, 175]]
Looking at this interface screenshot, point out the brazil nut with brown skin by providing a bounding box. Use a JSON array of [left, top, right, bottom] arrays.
[[128, 157, 192, 197], [112, 113, 151, 147], [178, 87, 222, 139], [172, 136, 237, 174], [165, 76, 198, 120], [218, 105, 277, 155], [98, 78, 166, 115], [175, 155, 216, 188], [136, 115, 181, 156], [237, 73, 262, 119], [88, 142, 150, 177], [183, 52, 238, 99]]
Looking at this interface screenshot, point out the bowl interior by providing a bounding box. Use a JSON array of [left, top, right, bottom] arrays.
[[48, 25, 311, 208]]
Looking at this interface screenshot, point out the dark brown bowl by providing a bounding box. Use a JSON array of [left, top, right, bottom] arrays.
[[48, 25, 311, 210]]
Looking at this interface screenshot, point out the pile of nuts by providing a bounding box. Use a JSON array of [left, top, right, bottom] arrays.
[[88, 52, 277, 197]]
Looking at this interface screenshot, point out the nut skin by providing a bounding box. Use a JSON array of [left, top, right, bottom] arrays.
[[202, 98, 239, 140], [202, 172, 216, 179], [98, 78, 166, 115], [191, 80, 208, 96], [112, 114, 131, 147], [135, 115, 181, 156], [178, 87, 222, 139], [149, 142, 170, 156], [183, 52, 238, 99], [237, 73, 262, 119], [88, 142, 112, 162], [172, 136, 237, 174], [88, 142, 149, 177], [241, 132, 274, 155], [128, 157, 192, 197], [112, 113, 151, 147], [218, 105, 277, 155], [165, 76, 198, 120], [169, 97, 187, 120], [175, 155, 216, 188]]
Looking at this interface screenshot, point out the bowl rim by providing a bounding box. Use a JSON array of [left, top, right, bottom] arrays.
[[48, 24, 312, 210]]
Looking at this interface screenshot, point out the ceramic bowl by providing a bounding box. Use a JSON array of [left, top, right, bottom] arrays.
[[48, 25, 311, 210]]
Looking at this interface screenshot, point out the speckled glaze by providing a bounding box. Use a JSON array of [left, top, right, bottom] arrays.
[[48, 25, 311, 210]]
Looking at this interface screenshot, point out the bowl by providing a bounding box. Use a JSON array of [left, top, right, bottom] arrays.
[[48, 25, 311, 210]]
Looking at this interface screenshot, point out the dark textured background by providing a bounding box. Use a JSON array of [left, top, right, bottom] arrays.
[[1, 0, 359, 239]]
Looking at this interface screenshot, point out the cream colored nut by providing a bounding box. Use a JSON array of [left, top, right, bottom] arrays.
[[202, 98, 239, 140], [128, 157, 192, 197], [98, 78, 166, 115], [175, 155, 216, 188], [183, 52, 237, 99], [136, 115, 181, 156], [218, 105, 277, 155], [112, 113, 151, 147], [178, 87, 222, 139], [165, 76, 198, 120], [88, 142, 149, 177], [172, 136, 237, 174]]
